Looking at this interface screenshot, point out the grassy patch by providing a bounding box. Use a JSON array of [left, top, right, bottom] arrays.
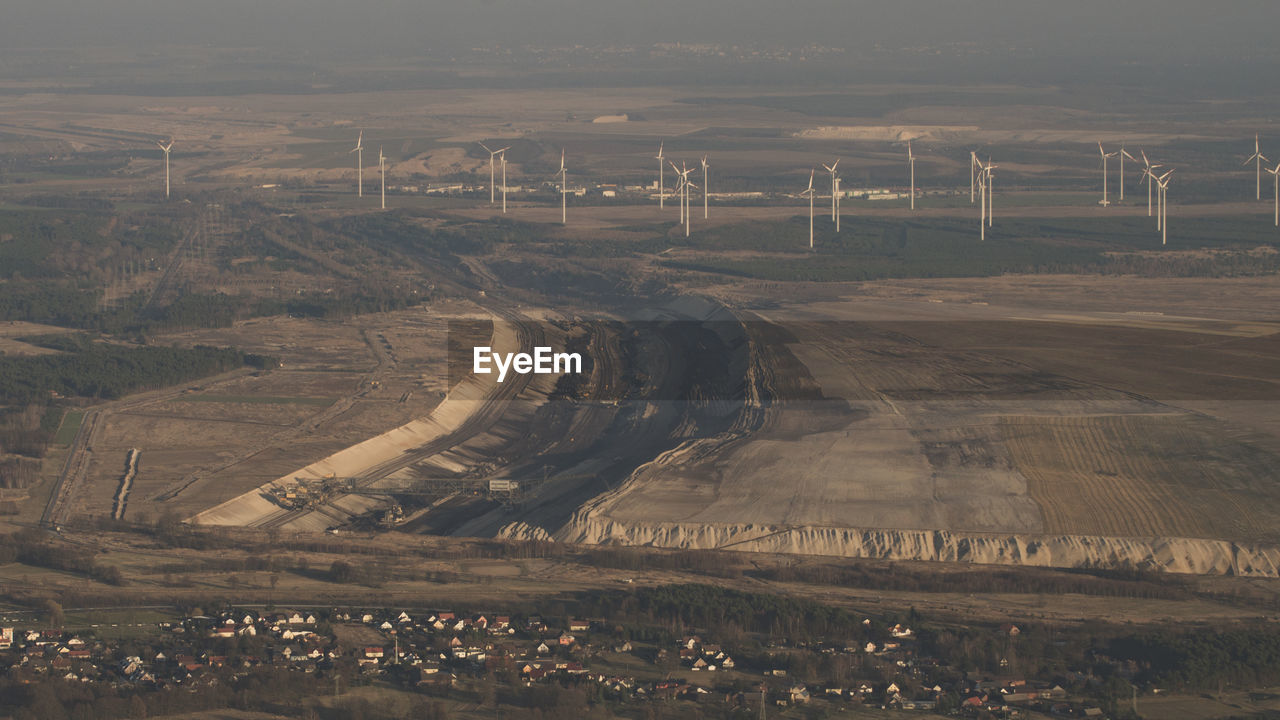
[[53, 409, 84, 446], [64, 607, 177, 635]]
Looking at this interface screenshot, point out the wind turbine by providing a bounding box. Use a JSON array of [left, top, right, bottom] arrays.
[[156, 140, 174, 199], [823, 159, 840, 223], [1139, 150, 1162, 218], [1154, 167, 1173, 232], [970, 151, 979, 204], [1098, 142, 1117, 207], [1269, 161, 1280, 228], [670, 161, 692, 228], [1264, 160, 1274, 225], [671, 174, 686, 229], [1119, 146, 1136, 201], [558, 149, 568, 225], [834, 174, 842, 232], [701, 155, 710, 220], [656, 142, 666, 210], [1140, 165, 1156, 220], [683, 178, 698, 238], [978, 166, 987, 241], [1156, 170, 1173, 245], [1245, 135, 1269, 200], [379, 146, 387, 210], [479, 143, 510, 206], [350, 131, 364, 198], [499, 149, 508, 214], [907, 142, 916, 210], [802, 169, 817, 250], [984, 158, 997, 228]]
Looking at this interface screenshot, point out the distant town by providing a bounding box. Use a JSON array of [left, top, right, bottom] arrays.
[[1, 600, 1130, 719]]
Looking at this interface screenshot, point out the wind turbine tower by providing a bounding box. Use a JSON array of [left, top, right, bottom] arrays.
[[672, 175, 686, 229], [984, 158, 997, 228], [379, 146, 387, 210], [803, 169, 816, 250], [970, 151, 979, 204], [907, 143, 916, 210], [823, 159, 839, 224], [156, 140, 174, 199], [701, 155, 710, 220], [684, 178, 698, 238], [978, 168, 987, 241], [834, 175, 842, 232], [351, 131, 364, 198], [1139, 151, 1161, 218], [656, 142, 666, 210], [480, 143, 510, 206], [1119, 146, 1136, 201], [499, 150, 509, 214], [1246, 135, 1269, 200], [1269, 162, 1280, 228], [1098, 142, 1117, 207], [1154, 168, 1173, 233], [1157, 170, 1173, 245], [559, 149, 568, 225], [671, 161, 692, 228]]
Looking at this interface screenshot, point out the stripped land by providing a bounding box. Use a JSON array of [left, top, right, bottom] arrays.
[[160, 281, 1280, 576]]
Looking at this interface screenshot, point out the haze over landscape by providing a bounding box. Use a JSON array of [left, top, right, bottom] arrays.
[[2, 2, 1280, 719]]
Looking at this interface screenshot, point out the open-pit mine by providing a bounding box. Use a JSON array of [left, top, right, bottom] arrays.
[[153, 284, 1280, 577]]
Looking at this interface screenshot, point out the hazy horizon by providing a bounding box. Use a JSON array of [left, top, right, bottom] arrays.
[[4, 0, 1277, 63]]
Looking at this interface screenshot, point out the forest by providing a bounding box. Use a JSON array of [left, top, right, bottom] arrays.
[[0, 334, 272, 404]]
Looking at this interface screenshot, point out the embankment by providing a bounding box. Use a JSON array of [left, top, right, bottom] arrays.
[[509, 519, 1280, 577]]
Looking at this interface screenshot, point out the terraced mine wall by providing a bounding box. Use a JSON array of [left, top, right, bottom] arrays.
[[505, 519, 1280, 577]]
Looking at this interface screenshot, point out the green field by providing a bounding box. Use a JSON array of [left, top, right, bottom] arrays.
[[53, 409, 85, 446], [63, 608, 179, 641]]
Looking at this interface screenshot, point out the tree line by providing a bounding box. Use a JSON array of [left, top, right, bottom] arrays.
[[0, 335, 273, 404]]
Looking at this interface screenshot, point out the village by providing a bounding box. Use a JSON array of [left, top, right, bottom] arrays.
[[0, 603, 1119, 718]]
